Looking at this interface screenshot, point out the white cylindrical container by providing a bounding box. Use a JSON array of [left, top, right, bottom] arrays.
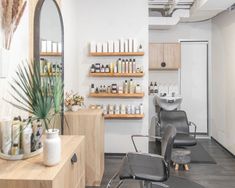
[[0, 118, 12, 155], [90, 41, 96, 53], [96, 43, 102, 53], [102, 43, 108, 53], [124, 40, 128, 53], [52, 42, 58, 53], [43, 129, 61, 166], [23, 126, 32, 154], [108, 41, 114, 53], [140, 104, 144, 115], [58, 43, 62, 53], [133, 38, 138, 52], [46, 40, 52, 52], [114, 40, 120, 53], [128, 38, 133, 52], [131, 105, 135, 115], [120, 38, 124, 52], [41, 40, 47, 52], [120, 104, 126, 114]]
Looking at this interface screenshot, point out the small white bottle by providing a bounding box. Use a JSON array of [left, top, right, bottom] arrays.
[[135, 84, 142, 93], [129, 79, 134, 94], [120, 38, 125, 52], [118, 58, 122, 73], [122, 60, 125, 73], [129, 59, 133, 73], [128, 38, 133, 52], [114, 63, 118, 73], [140, 104, 144, 114], [124, 40, 128, 53], [123, 80, 128, 94], [132, 59, 136, 73], [125, 60, 129, 74]]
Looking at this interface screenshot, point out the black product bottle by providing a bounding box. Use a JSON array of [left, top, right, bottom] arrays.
[[154, 82, 158, 94], [90, 64, 95, 73], [150, 82, 154, 94]]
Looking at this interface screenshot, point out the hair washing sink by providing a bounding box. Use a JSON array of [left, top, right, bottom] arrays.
[[153, 95, 183, 111]]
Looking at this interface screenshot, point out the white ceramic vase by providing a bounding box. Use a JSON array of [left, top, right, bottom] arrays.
[[71, 105, 80, 112], [43, 129, 61, 166]]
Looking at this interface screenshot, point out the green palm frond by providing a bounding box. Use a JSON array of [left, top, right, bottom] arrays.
[[7, 61, 63, 130]]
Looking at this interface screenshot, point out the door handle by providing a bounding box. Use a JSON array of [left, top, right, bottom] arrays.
[[71, 153, 78, 164], [161, 62, 166, 67]]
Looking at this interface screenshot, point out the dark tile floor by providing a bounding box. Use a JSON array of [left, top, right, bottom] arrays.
[[87, 139, 235, 188]]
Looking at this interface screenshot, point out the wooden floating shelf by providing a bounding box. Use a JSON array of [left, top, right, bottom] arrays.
[[104, 114, 144, 119], [89, 72, 144, 77], [89, 93, 144, 98], [40, 73, 62, 77], [40, 52, 62, 57], [90, 52, 144, 56]]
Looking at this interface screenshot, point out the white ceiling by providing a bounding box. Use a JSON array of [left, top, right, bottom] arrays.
[[149, 0, 235, 29]]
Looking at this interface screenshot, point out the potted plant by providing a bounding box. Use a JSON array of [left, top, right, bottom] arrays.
[[64, 91, 84, 112], [7, 61, 64, 166]]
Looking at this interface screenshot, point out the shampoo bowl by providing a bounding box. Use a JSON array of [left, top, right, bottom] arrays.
[[154, 95, 182, 111]]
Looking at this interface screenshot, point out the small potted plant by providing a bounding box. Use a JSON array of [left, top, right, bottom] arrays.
[[64, 91, 84, 112], [7, 61, 63, 166]]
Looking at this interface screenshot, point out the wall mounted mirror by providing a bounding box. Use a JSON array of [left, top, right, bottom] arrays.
[[34, 0, 64, 133]]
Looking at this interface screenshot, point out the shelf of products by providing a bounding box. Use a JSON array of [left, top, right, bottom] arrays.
[[89, 72, 144, 77], [90, 52, 144, 56], [89, 93, 144, 98], [104, 114, 144, 119], [40, 52, 62, 57]]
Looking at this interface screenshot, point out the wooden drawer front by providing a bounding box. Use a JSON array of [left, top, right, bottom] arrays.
[[53, 140, 85, 188], [163, 43, 181, 69], [149, 43, 164, 70]]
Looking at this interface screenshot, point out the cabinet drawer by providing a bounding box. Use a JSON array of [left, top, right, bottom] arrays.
[[53, 140, 85, 188]]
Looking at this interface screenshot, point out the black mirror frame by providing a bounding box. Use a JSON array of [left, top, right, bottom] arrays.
[[33, 0, 65, 134]]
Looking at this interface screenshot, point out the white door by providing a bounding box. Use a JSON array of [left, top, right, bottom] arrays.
[[181, 41, 208, 133]]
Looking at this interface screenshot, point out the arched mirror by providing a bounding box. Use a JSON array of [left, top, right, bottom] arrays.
[[34, 0, 64, 133]]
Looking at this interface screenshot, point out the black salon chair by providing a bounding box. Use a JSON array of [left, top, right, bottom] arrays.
[[106, 126, 177, 188], [157, 110, 197, 147]]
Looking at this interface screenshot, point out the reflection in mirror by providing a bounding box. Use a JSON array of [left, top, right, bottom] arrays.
[[34, 0, 64, 134]]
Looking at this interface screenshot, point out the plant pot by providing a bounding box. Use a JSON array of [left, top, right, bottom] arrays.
[[71, 105, 80, 112], [43, 129, 61, 166]]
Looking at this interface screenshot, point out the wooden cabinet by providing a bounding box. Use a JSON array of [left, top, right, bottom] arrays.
[[0, 136, 85, 188], [64, 109, 104, 186], [149, 43, 181, 70]]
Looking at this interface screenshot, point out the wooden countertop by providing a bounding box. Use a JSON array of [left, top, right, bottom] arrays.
[[0, 136, 85, 181], [65, 109, 103, 116]]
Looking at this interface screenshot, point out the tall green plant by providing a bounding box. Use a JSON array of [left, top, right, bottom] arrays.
[[7, 61, 63, 130]]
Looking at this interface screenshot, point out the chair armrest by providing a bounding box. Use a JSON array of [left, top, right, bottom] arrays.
[[189, 121, 197, 138], [131, 135, 162, 152]]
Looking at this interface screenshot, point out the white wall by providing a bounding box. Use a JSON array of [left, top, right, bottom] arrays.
[[0, 5, 29, 119], [211, 9, 235, 154], [62, 0, 149, 153]]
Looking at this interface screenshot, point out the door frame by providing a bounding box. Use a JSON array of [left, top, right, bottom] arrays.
[[179, 40, 209, 136]]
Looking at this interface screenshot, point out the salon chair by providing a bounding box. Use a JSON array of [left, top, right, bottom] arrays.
[[157, 110, 197, 147], [106, 126, 177, 188]]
